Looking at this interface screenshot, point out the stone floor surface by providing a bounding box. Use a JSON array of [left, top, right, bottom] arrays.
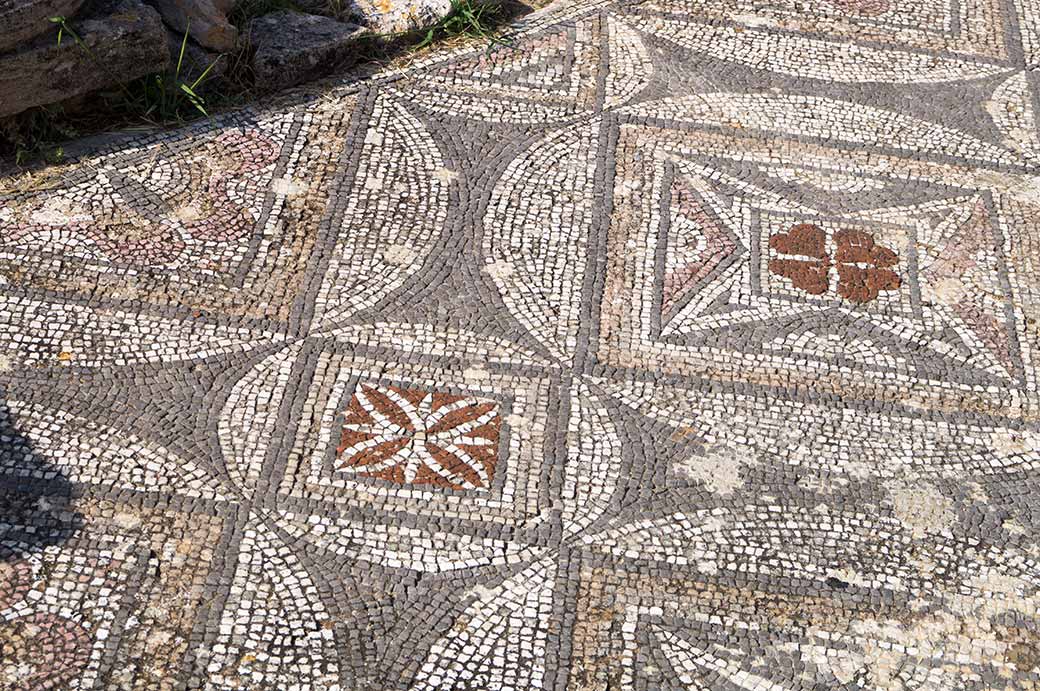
[[3, 0, 1040, 688]]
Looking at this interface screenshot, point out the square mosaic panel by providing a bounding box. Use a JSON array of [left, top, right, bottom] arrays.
[[0, 101, 357, 328], [595, 113, 1033, 409], [270, 341, 554, 526]]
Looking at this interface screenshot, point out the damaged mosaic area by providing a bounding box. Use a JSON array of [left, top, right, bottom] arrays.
[[3, 0, 1040, 687]]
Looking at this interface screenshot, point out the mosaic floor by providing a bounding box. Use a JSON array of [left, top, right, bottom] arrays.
[[4, 0, 1040, 688]]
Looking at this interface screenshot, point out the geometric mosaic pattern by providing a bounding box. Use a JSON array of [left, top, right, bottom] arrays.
[[3, 0, 1040, 687]]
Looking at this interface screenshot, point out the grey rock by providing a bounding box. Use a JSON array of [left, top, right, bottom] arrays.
[[250, 11, 364, 91], [166, 27, 226, 89], [345, 0, 452, 35], [0, 0, 169, 118], [0, 0, 88, 54], [144, 0, 237, 52]]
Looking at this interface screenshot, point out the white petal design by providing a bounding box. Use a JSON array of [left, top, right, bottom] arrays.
[[631, 15, 1007, 84], [0, 296, 277, 368], [337, 449, 411, 476], [412, 556, 556, 690], [352, 386, 411, 436], [335, 436, 390, 461], [430, 443, 491, 487], [324, 322, 557, 368], [759, 163, 887, 192], [621, 94, 1025, 166], [605, 16, 653, 107], [386, 88, 578, 124], [582, 511, 735, 574], [205, 521, 341, 691], [561, 378, 623, 536], [581, 504, 1040, 596], [484, 120, 600, 362], [312, 93, 450, 330], [654, 629, 792, 691], [430, 406, 498, 434], [404, 444, 460, 486], [450, 435, 494, 447], [986, 71, 1040, 157], [275, 511, 539, 573], [218, 344, 301, 497], [375, 387, 427, 431], [6, 401, 228, 500]]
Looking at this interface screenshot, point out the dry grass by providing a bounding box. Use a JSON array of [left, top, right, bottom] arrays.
[[0, 0, 543, 169]]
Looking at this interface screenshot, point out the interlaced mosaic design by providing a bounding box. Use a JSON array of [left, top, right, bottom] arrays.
[[3, 0, 1040, 687]]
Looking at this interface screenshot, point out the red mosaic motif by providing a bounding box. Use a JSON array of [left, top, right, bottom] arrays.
[[0, 559, 33, 611], [182, 129, 281, 243], [922, 199, 1014, 368], [0, 558, 93, 691], [336, 384, 502, 491], [833, 228, 900, 303], [0, 129, 279, 268], [661, 179, 738, 320], [768, 223, 830, 295], [0, 613, 92, 690], [769, 223, 901, 303]]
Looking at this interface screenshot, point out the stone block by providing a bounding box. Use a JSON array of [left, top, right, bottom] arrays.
[[145, 0, 237, 52], [0, 0, 169, 118], [250, 11, 364, 91]]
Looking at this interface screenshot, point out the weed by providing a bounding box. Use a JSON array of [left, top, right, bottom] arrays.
[[48, 14, 77, 47], [121, 27, 221, 123], [1, 18, 224, 166], [349, 0, 514, 69], [413, 0, 507, 50], [324, 0, 349, 20], [3, 0, 529, 167], [49, 16, 219, 124]]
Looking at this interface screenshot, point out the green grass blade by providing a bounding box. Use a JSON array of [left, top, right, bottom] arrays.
[[180, 83, 209, 117], [176, 22, 190, 81], [189, 55, 221, 91]]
